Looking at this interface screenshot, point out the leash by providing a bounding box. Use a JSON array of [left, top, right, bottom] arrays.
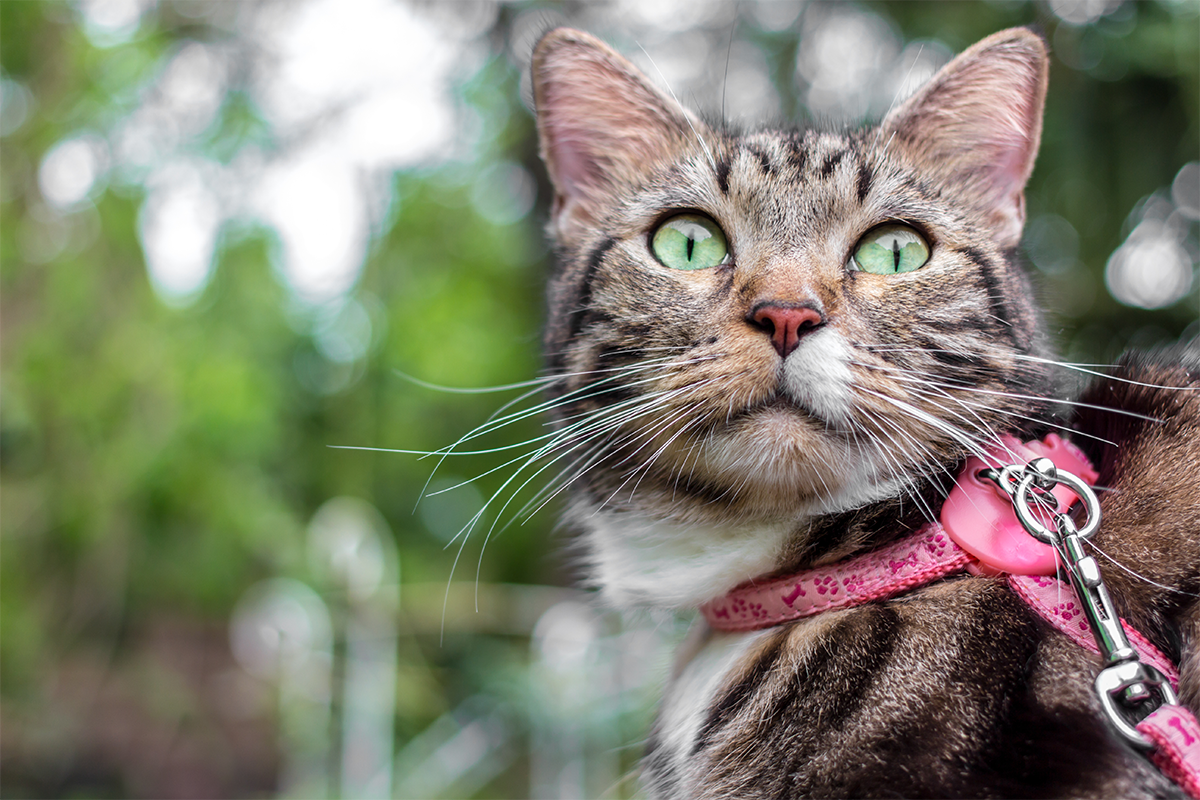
[[700, 435, 1200, 798]]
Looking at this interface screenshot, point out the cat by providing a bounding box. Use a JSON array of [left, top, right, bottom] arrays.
[[526, 25, 1200, 799]]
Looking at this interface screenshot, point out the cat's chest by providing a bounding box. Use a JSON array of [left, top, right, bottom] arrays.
[[579, 508, 793, 608], [649, 611, 844, 749], [642, 580, 1173, 799]]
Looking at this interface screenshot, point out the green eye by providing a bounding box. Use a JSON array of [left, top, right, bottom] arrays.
[[651, 214, 729, 270], [852, 224, 930, 274]]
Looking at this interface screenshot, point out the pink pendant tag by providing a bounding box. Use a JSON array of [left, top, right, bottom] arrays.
[[941, 434, 1098, 576]]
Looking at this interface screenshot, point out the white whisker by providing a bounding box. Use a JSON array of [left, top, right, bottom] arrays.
[[393, 369, 560, 394], [1088, 542, 1200, 597], [636, 42, 718, 173]]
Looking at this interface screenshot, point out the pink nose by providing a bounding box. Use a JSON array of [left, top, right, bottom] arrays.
[[750, 305, 824, 357]]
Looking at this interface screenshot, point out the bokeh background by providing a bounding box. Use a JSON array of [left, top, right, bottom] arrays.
[[2, 0, 1197, 797]]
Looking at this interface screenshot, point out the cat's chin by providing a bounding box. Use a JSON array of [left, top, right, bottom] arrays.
[[691, 402, 873, 513], [732, 399, 837, 447]]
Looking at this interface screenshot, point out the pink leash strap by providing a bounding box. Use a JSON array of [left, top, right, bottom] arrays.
[[1007, 574, 1180, 689], [699, 524, 970, 632], [1010, 575, 1200, 799], [1138, 706, 1200, 799]]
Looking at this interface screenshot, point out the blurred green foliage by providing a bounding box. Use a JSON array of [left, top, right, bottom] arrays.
[[1, 1, 1197, 797]]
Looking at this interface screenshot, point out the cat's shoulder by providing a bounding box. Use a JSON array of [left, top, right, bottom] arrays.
[[1075, 337, 1200, 463], [1072, 338, 1200, 630]]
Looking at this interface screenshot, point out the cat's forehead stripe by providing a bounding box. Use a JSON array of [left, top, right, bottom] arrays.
[[818, 149, 846, 179], [714, 133, 867, 200], [746, 143, 773, 176], [715, 154, 732, 195], [785, 135, 807, 173], [855, 162, 873, 204]]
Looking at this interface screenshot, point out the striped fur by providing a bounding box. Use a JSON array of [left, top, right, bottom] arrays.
[[531, 27, 1200, 798]]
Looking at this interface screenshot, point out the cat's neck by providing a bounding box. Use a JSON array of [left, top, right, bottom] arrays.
[[573, 471, 947, 610]]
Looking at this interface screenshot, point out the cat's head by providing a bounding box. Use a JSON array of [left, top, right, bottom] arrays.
[[531, 28, 1059, 600]]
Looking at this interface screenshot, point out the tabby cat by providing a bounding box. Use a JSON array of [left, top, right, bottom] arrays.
[[528, 26, 1200, 798]]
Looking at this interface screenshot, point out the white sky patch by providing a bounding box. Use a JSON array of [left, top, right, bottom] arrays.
[[158, 42, 227, 137], [77, 0, 155, 47], [111, 105, 173, 181], [1173, 162, 1200, 220], [254, 143, 367, 303], [619, 0, 730, 33], [886, 40, 952, 108], [1105, 189, 1196, 310], [107, 0, 464, 307], [245, 0, 458, 304], [633, 29, 714, 92], [252, 0, 455, 167], [751, 1, 804, 32], [38, 132, 110, 210], [797, 8, 900, 121], [111, 40, 228, 185], [139, 161, 221, 304], [1105, 220, 1194, 310], [1048, 0, 1123, 26], [721, 41, 780, 122]]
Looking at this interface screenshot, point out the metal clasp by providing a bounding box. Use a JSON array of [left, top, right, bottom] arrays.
[[990, 456, 1176, 750], [1096, 660, 1179, 750]]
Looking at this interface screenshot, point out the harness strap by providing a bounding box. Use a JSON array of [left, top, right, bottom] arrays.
[[704, 539, 1200, 797], [1007, 574, 1179, 689]]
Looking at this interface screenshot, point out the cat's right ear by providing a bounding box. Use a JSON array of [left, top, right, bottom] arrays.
[[879, 28, 1049, 248], [532, 28, 707, 239]]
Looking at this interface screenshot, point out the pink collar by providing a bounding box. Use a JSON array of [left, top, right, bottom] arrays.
[[700, 522, 970, 631]]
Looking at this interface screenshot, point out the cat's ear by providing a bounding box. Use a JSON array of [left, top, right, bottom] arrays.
[[532, 28, 710, 238], [880, 28, 1048, 247]]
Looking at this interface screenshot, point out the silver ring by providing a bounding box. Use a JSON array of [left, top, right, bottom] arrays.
[[1013, 468, 1100, 544]]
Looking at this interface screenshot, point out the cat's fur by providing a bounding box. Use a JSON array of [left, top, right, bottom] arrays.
[[530, 26, 1200, 798]]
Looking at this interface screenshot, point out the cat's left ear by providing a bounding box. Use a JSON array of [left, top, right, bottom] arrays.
[[880, 28, 1048, 247], [532, 28, 713, 240]]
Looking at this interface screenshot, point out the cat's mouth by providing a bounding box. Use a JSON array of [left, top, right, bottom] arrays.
[[751, 394, 806, 413], [739, 392, 827, 424], [733, 385, 857, 438]]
